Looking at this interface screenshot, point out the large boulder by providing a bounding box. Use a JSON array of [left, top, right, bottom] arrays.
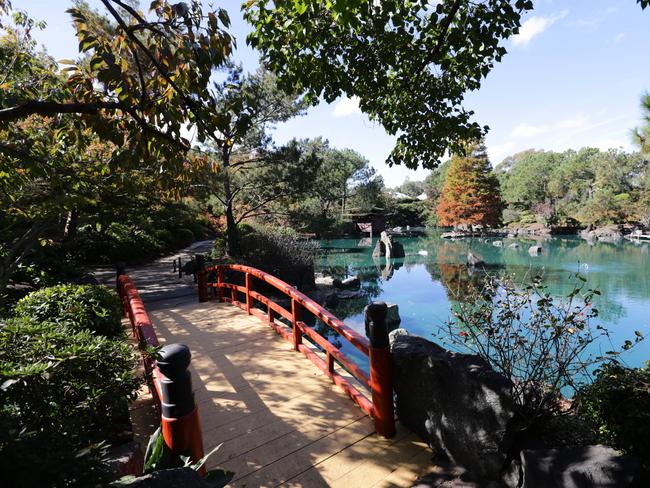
[[315, 274, 335, 287], [372, 231, 405, 259], [390, 334, 516, 480], [466, 251, 485, 267], [334, 275, 360, 289], [516, 445, 640, 488]]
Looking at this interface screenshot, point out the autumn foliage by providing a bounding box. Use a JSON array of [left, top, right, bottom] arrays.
[[437, 142, 502, 227]]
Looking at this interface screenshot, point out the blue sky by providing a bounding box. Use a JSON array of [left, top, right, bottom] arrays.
[[12, 0, 650, 185]]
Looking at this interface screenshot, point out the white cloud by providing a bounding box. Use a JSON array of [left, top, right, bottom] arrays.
[[510, 123, 548, 138], [333, 96, 361, 117], [510, 115, 589, 139], [576, 17, 602, 29], [513, 10, 568, 47], [488, 142, 516, 164], [614, 32, 625, 43]]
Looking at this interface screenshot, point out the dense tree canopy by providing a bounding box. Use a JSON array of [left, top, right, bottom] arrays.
[[245, 0, 534, 169], [495, 148, 649, 227], [280, 139, 383, 236]]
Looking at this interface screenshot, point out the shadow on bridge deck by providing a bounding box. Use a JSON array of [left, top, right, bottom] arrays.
[[142, 301, 435, 487]]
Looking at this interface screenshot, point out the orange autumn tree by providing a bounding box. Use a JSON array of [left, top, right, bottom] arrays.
[[437, 141, 503, 228]]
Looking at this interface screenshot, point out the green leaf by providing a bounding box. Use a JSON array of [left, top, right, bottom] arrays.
[[143, 427, 166, 473]]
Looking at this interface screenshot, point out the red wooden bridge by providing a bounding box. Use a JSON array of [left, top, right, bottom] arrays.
[[119, 264, 435, 487]]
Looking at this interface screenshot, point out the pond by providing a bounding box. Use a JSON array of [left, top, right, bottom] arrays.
[[313, 234, 650, 373]]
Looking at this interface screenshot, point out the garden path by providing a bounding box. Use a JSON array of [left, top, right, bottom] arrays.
[[93, 240, 213, 309]]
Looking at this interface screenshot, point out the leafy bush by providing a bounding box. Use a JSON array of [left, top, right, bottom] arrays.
[[173, 228, 196, 249], [212, 235, 227, 258], [153, 229, 175, 249], [238, 227, 319, 290], [75, 223, 165, 263], [437, 274, 644, 424], [577, 362, 650, 463], [0, 318, 141, 487], [14, 284, 123, 338], [187, 221, 208, 241]]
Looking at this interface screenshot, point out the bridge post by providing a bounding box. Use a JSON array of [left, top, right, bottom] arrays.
[[217, 265, 224, 302], [197, 255, 208, 303], [115, 262, 127, 316], [291, 298, 302, 351], [365, 302, 396, 438], [245, 272, 252, 314], [156, 343, 206, 474]]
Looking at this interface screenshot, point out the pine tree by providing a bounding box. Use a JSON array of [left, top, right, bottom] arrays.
[[633, 92, 650, 158], [437, 141, 503, 228]]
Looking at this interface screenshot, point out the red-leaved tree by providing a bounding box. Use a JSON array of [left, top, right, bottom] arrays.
[[437, 141, 502, 228]]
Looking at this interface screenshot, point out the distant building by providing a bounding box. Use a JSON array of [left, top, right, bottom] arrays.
[[345, 207, 387, 235]]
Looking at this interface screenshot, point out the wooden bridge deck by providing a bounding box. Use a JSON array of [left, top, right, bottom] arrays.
[[147, 301, 434, 487]]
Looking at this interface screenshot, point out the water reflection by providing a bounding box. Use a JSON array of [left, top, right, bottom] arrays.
[[316, 234, 650, 368]]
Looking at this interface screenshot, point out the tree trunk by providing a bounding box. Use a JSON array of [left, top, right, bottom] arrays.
[[222, 148, 239, 256], [63, 207, 79, 240]]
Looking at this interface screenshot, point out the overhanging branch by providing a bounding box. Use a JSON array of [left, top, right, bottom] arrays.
[[0, 100, 123, 122]]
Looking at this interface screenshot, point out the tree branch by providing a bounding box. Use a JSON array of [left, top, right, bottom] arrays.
[[0, 100, 123, 122]]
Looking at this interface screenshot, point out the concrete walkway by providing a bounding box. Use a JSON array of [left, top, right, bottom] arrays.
[[93, 240, 213, 309]]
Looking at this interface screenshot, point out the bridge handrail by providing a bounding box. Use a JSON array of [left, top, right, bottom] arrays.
[[117, 274, 206, 465], [199, 263, 395, 438], [205, 263, 370, 355], [117, 274, 162, 408]]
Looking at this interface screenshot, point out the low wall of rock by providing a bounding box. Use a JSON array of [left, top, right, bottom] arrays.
[[389, 330, 642, 487]]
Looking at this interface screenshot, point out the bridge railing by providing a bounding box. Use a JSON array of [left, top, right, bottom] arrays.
[[198, 264, 395, 438], [117, 274, 206, 469]]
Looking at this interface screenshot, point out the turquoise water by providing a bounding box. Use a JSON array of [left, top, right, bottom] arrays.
[[313, 234, 650, 371]]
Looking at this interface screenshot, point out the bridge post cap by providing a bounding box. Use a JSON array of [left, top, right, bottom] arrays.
[[157, 343, 191, 377], [365, 302, 388, 321], [365, 302, 389, 348]]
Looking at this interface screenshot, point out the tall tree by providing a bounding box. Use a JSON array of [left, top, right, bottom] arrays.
[[281, 139, 380, 235], [199, 65, 307, 254], [437, 141, 502, 228]]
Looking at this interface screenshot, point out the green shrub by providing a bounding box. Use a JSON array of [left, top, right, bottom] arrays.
[[212, 235, 227, 258], [439, 275, 643, 425], [153, 229, 175, 249], [75, 223, 165, 263], [0, 318, 141, 486], [238, 227, 319, 290], [577, 362, 650, 463], [14, 284, 123, 338], [187, 221, 208, 240], [173, 228, 196, 248]]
